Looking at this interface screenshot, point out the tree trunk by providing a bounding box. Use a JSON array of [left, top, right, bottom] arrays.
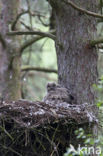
[[49, 0, 98, 154], [49, 0, 98, 105], [0, 0, 21, 101]]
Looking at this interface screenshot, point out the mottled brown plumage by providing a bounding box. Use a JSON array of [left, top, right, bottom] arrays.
[[43, 82, 75, 105]]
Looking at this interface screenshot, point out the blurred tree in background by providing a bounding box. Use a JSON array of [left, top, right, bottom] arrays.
[[21, 0, 57, 100]]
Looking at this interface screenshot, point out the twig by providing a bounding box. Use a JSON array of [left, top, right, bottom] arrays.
[[2, 145, 22, 156], [38, 16, 49, 27], [11, 10, 29, 30], [11, 9, 48, 30], [26, 0, 33, 29], [20, 36, 44, 53], [20, 21, 33, 31], [0, 126, 14, 141], [63, 0, 103, 19]]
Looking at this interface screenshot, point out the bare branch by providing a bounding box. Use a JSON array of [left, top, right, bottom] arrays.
[[26, 0, 33, 29], [7, 30, 56, 40], [63, 0, 103, 19], [11, 9, 48, 30], [20, 21, 33, 31], [38, 16, 49, 27], [11, 10, 29, 30], [21, 66, 57, 74], [0, 33, 6, 47], [19, 29, 55, 53], [20, 36, 45, 53]]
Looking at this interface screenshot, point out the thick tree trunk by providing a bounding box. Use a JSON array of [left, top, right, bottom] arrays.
[[0, 0, 21, 101], [49, 0, 98, 154], [49, 0, 98, 105]]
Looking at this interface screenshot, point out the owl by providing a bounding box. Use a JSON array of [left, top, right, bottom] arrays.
[[43, 82, 75, 105]]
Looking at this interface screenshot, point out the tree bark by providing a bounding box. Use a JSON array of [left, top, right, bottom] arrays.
[[0, 0, 21, 101], [49, 0, 98, 105], [48, 1, 98, 154]]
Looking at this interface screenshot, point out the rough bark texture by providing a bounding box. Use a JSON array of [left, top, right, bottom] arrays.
[[0, 0, 21, 101], [49, 0, 98, 105], [48, 1, 99, 155]]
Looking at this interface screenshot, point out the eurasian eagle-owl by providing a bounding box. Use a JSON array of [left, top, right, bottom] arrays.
[[43, 82, 75, 105]]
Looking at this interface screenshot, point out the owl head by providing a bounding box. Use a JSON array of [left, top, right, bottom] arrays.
[[47, 82, 57, 92]]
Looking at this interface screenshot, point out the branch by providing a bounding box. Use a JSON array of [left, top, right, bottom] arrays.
[[0, 33, 6, 47], [63, 0, 103, 19], [20, 36, 44, 53], [11, 10, 29, 30], [20, 21, 33, 31], [7, 30, 56, 40], [21, 66, 57, 74], [38, 16, 49, 27], [11, 10, 48, 30], [89, 38, 103, 47]]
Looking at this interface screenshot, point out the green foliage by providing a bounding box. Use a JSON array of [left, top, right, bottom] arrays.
[[64, 128, 102, 156], [93, 76, 103, 103], [64, 76, 103, 156]]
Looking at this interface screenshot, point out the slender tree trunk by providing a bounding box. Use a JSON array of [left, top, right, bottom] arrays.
[[49, 0, 98, 105], [0, 0, 21, 101]]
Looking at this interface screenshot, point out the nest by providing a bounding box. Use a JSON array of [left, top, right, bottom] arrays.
[[0, 99, 98, 156]]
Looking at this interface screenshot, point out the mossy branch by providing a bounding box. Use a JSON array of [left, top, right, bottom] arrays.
[[7, 30, 56, 41], [21, 66, 57, 74], [90, 38, 103, 47]]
